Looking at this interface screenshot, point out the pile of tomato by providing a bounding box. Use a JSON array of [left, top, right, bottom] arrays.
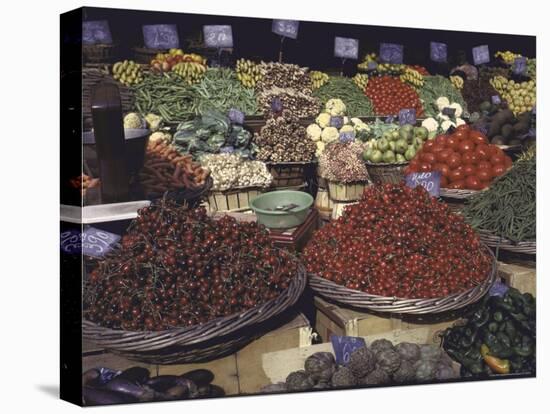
[[304, 184, 492, 299], [404, 125, 513, 190], [365, 76, 424, 116], [407, 65, 430, 76]]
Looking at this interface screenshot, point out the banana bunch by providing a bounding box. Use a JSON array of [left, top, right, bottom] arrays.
[[172, 61, 207, 85], [490, 75, 536, 115], [376, 63, 405, 76], [352, 73, 369, 91], [236, 59, 262, 88], [112, 60, 143, 86], [310, 71, 329, 89], [495, 50, 522, 64], [399, 67, 424, 89], [357, 52, 377, 71], [449, 75, 464, 90]]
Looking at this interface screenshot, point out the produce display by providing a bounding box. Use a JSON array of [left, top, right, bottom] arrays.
[[310, 70, 329, 89], [405, 125, 513, 190], [352, 73, 369, 91], [256, 62, 313, 94], [235, 58, 262, 88], [418, 75, 467, 118], [442, 288, 535, 376], [85, 202, 300, 331], [313, 76, 374, 117], [139, 140, 210, 195], [112, 60, 144, 86], [399, 67, 425, 89], [318, 141, 369, 183], [462, 154, 535, 242], [494, 50, 522, 65], [449, 75, 464, 90], [254, 111, 316, 162], [461, 69, 499, 113], [420, 97, 466, 134], [365, 76, 424, 116], [471, 108, 533, 146], [363, 123, 429, 164], [201, 153, 273, 191], [149, 48, 207, 73], [304, 184, 493, 298], [257, 86, 320, 118], [172, 110, 256, 159], [489, 76, 536, 115], [82, 366, 223, 405]]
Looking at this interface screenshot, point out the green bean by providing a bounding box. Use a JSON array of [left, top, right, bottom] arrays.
[[313, 76, 373, 117]]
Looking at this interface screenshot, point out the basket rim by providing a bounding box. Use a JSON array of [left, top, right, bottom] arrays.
[[265, 161, 318, 166], [308, 244, 497, 314], [477, 229, 536, 254], [82, 258, 307, 351], [365, 160, 409, 167], [209, 184, 270, 194]]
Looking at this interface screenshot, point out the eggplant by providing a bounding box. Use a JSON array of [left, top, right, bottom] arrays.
[[103, 378, 156, 402], [146, 375, 179, 392], [209, 385, 226, 398], [83, 386, 137, 406], [155, 379, 198, 401], [181, 369, 214, 387], [82, 368, 101, 387], [117, 367, 151, 384]]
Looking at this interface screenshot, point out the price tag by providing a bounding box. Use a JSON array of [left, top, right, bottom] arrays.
[[330, 335, 366, 365], [329, 116, 344, 129], [339, 130, 355, 143], [430, 42, 447, 63], [380, 43, 404, 64], [271, 97, 283, 113], [367, 61, 378, 70], [60, 229, 82, 254], [272, 19, 299, 39], [83, 227, 120, 258], [472, 45, 490, 65], [384, 115, 396, 124], [489, 281, 510, 297], [491, 95, 501, 105], [512, 56, 527, 75], [405, 171, 441, 197], [442, 107, 456, 117], [142, 24, 179, 49], [398, 108, 416, 125], [228, 108, 244, 125], [82, 20, 112, 45], [334, 37, 359, 60], [220, 146, 235, 154], [203, 25, 233, 48]]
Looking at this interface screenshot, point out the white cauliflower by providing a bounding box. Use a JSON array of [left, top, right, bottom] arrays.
[[321, 126, 339, 143], [315, 141, 326, 157], [123, 112, 143, 129], [343, 116, 350, 125], [316, 112, 331, 128], [441, 120, 456, 132], [307, 123, 322, 142], [339, 125, 354, 134], [144, 113, 162, 131], [149, 131, 171, 142], [350, 117, 363, 126], [455, 118, 466, 126], [435, 97, 451, 112], [325, 98, 346, 116], [448, 102, 463, 118], [421, 117, 439, 133]]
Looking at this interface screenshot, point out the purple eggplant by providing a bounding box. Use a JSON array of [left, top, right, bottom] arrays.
[[82, 386, 137, 406], [103, 378, 156, 401], [209, 385, 226, 398], [82, 368, 101, 387], [117, 367, 151, 384], [146, 375, 179, 392], [181, 369, 214, 387]]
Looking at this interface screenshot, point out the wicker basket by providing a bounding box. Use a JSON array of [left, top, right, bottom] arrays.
[[327, 181, 369, 202], [308, 245, 497, 315], [267, 162, 315, 188], [478, 230, 536, 255], [365, 161, 408, 185], [83, 44, 116, 63], [207, 186, 267, 212], [82, 260, 307, 364], [146, 176, 213, 208], [439, 188, 481, 200], [133, 46, 167, 64]]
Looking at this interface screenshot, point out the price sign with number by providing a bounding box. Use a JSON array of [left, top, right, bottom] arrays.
[[512, 57, 527, 75], [380, 43, 404, 64], [203, 25, 233, 48], [329, 116, 344, 129], [399, 108, 416, 126], [491, 95, 501, 105], [330, 335, 367, 365], [82, 20, 112, 45], [334, 37, 359, 60], [489, 281, 510, 297], [83, 227, 120, 258], [339, 130, 355, 143], [430, 42, 447, 63], [228, 108, 244, 125], [472, 45, 490, 65], [142, 24, 179, 49], [405, 171, 441, 197], [60, 229, 82, 254], [272, 20, 299, 39], [442, 107, 456, 117]]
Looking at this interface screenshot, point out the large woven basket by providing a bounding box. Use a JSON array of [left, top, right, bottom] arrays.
[[440, 188, 481, 200], [83, 44, 116, 63], [267, 161, 316, 188], [478, 230, 536, 255], [83, 260, 307, 364], [365, 161, 408, 185], [308, 245, 497, 315], [146, 176, 213, 208]]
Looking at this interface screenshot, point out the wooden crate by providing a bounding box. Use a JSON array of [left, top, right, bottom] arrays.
[[82, 313, 312, 396], [207, 187, 265, 212], [269, 164, 308, 187], [327, 181, 368, 202], [314, 296, 461, 343], [497, 261, 536, 296], [314, 188, 334, 217], [331, 201, 358, 220]]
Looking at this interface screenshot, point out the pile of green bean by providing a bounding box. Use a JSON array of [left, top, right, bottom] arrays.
[[463, 157, 536, 242], [131, 68, 258, 123], [313, 76, 374, 117]]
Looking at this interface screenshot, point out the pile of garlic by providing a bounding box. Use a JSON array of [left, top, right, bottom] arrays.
[[201, 154, 273, 191]]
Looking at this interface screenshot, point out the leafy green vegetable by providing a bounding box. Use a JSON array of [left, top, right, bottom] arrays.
[[313, 76, 373, 117], [419, 75, 467, 117]]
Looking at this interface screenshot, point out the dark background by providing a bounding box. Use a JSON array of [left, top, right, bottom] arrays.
[[81, 6, 535, 73]]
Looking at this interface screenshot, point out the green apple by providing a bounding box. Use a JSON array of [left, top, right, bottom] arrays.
[[413, 126, 429, 140], [369, 149, 383, 163], [383, 150, 396, 163], [377, 138, 389, 152], [405, 145, 417, 161], [395, 138, 408, 154]]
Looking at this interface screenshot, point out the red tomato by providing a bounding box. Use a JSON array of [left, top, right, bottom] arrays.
[[469, 130, 489, 145], [435, 135, 448, 146], [433, 163, 450, 177], [423, 140, 436, 152], [436, 149, 453, 163], [453, 129, 469, 141], [491, 153, 506, 166], [422, 152, 437, 164], [492, 164, 507, 177], [447, 153, 462, 169], [455, 124, 470, 132], [476, 166, 492, 182], [449, 169, 465, 182], [475, 144, 490, 160], [465, 175, 482, 190], [446, 136, 460, 150], [461, 151, 474, 165], [448, 180, 466, 189], [458, 139, 475, 154], [419, 162, 432, 172], [432, 143, 446, 153], [504, 156, 513, 168], [479, 181, 490, 190], [487, 145, 500, 157], [440, 175, 449, 187], [478, 161, 492, 171], [470, 152, 481, 164], [491, 146, 506, 158], [463, 165, 476, 177]]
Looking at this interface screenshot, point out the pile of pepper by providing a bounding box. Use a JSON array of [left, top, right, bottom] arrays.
[[442, 288, 535, 377]]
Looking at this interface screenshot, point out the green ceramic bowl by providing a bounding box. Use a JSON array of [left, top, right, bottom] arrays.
[[250, 190, 314, 229]]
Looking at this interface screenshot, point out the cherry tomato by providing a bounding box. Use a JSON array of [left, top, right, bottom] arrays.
[[449, 169, 465, 182], [432, 143, 446, 153], [437, 149, 453, 163], [458, 140, 475, 154], [447, 153, 462, 169], [469, 130, 489, 145], [504, 156, 513, 168], [465, 175, 482, 190], [478, 181, 490, 190], [492, 164, 507, 177], [476, 166, 492, 182], [453, 129, 469, 141], [435, 135, 448, 146], [423, 140, 436, 152]]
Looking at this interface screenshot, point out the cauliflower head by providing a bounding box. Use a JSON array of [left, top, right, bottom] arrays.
[[435, 97, 451, 112], [325, 98, 346, 116], [321, 126, 339, 143], [149, 131, 171, 143], [315, 141, 326, 157], [455, 118, 466, 126], [441, 120, 456, 132], [144, 113, 162, 131], [316, 112, 331, 128], [339, 125, 354, 134], [421, 117, 439, 133], [307, 123, 322, 142], [123, 112, 144, 129]]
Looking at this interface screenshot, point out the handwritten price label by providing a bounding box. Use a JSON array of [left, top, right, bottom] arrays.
[[272, 20, 299, 39], [405, 171, 441, 197], [203, 25, 233, 48], [82, 20, 112, 45], [61, 227, 121, 257], [472, 45, 490, 65], [399, 108, 416, 126], [330, 335, 366, 365], [142, 24, 179, 49], [430, 42, 447, 63], [380, 43, 404, 64], [334, 37, 359, 60]]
